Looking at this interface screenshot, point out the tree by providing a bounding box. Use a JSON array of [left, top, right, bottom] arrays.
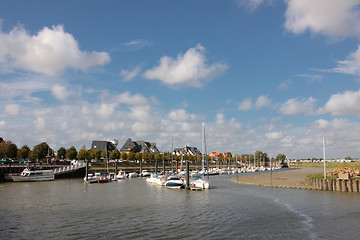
[[130, 146, 139, 153], [142, 152, 148, 161], [148, 153, 154, 161], [276, 153, 286, 162], [89, 149, 101, 160], [128, 152, 135, 160], [66, 146, 77, 160], [154, 153, 161, 161], [6, 142, 18, 158], [17, 145, 30, 159], [110, 150, 120, 160], [77, 146, 90, 160], [0, 141, 6, 158], [135, 152, 142, 162], [31, 142, 49, 160], [121, 152, 128, 161], [57, 147, 67, 159]]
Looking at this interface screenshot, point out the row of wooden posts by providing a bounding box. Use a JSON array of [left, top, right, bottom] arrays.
[[305, 177, 360, 192]]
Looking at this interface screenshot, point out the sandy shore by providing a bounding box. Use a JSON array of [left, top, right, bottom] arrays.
[[232, 168, 322, 189]]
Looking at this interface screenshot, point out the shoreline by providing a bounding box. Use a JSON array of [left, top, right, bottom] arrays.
[[231, 168, 323, 190]]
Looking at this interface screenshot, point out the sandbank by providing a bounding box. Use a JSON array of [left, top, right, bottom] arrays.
[[232, 168, 322, 189]]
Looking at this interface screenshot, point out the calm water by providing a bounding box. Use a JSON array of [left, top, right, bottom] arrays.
[[0, 173, 359, 240]]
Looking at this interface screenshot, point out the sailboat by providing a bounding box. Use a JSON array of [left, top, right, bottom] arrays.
[[190, 122, 210, 189]]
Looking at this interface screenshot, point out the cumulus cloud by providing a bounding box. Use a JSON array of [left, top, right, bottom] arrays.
[[143, 44, 228, 88], [51, 84, 76, 101], [319, 89, 360, 115], [168, 109, 198, 122], [120, 66, 141, 81], [279, 97, 316, 115], [333, 44, 360, 75], [238, 97, 253, 111], [0, 24, 110, 76], [284, 0, 360, 37], [255, 95, 271, 109], [5, 103, 19, 115], [117, 91, 148, 105], [95, 103, 116, 119], [265, 131, 283, 140]]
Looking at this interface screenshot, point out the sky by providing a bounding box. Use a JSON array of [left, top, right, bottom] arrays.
[[1, 0, 360, 159]]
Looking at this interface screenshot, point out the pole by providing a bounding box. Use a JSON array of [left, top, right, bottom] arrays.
[[86, 160, 89, 181], [323, 137, 326, 179], [186, 161, 190, 189]]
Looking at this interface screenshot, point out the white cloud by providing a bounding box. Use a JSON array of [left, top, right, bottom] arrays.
[[120, 66, 141, 81], [333, 44, 360, 75], [168, 109, 197, 122], [236, 0, 273, 11], [319, 89, 360, 115], [279, 97, 316, 115], [0, 24, 110, 76], [5, 103, 19, 115], [255, 95, 271, 109], [117, 91, 148, 105], [51, 84, 76, 101], [143, 44, 228, 88], [265, 131, 283, 140], [238, 97, 253, 111], [95, 103, 116, 119], [285, 0, 360, 37]]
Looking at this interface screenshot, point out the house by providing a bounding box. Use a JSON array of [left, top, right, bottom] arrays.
[[119, 138, 159, 154], [209, 152, 229, 159], [173, 145, 201, 156], [90, 140, 117, 152]]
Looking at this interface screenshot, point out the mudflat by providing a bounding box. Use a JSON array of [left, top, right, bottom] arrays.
[[232, 168, 322, 189]]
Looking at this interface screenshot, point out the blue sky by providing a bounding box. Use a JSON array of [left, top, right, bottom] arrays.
[[1, 0, 360, 158]]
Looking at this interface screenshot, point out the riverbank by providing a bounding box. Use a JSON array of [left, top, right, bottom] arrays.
[[232, 168, 323, 189]]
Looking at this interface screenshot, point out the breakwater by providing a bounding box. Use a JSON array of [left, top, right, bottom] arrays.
[[305, 177, 360, 192]]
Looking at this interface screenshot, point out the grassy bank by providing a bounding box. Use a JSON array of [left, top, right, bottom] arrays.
[[289, 162, 360, 168]]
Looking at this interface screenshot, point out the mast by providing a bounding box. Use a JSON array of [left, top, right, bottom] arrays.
[[203, 121, 209, 180], [323, 137, 326, 179], [202, 122, 205, 171]]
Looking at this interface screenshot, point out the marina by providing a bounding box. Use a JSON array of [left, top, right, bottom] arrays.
[[1, 172, 359, 239]]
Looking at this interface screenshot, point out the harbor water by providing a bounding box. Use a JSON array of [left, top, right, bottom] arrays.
[[0, 173, 359, 239]]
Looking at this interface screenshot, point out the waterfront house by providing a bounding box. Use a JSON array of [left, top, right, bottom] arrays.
[[173, 145, 201, 156], [209, 152, 229, 159], [119, 138, 160, 154], [90, 140, 117, 153]]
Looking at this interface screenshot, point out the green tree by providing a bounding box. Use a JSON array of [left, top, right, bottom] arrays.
[[89, 149, 101, 160], [77, 146, 90, 160], [31, 142, 49, 160], [135, 152, 142, 162], [142, 152, 148, 161], [6, 142, 18, 158], [154, 153, 161, 161], [276, 153, 286, 162], [121, 152, 128, 161], [128, 152, 135, 160], [57, 147, 67, 159], [130, 146, 139, 153], [0, 141, 6, 158], [66, 146, 77, 160], [101, 149, 108, 160], [110, 150, 120, 160], [148, 153, 154, 161], [17, 145, 30, 159]]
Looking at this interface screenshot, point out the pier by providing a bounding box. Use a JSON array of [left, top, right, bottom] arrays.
[[0, 162, 87, 181]]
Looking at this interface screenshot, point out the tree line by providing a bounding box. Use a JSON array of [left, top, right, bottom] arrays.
[[0, 138, 288, 164]]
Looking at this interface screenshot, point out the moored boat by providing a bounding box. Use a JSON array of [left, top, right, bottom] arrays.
[[11, 168, 55, 182], [164, 176, 185, 189]]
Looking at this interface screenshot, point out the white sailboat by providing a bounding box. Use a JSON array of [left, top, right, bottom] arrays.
[[190, 122, 210, 189]]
